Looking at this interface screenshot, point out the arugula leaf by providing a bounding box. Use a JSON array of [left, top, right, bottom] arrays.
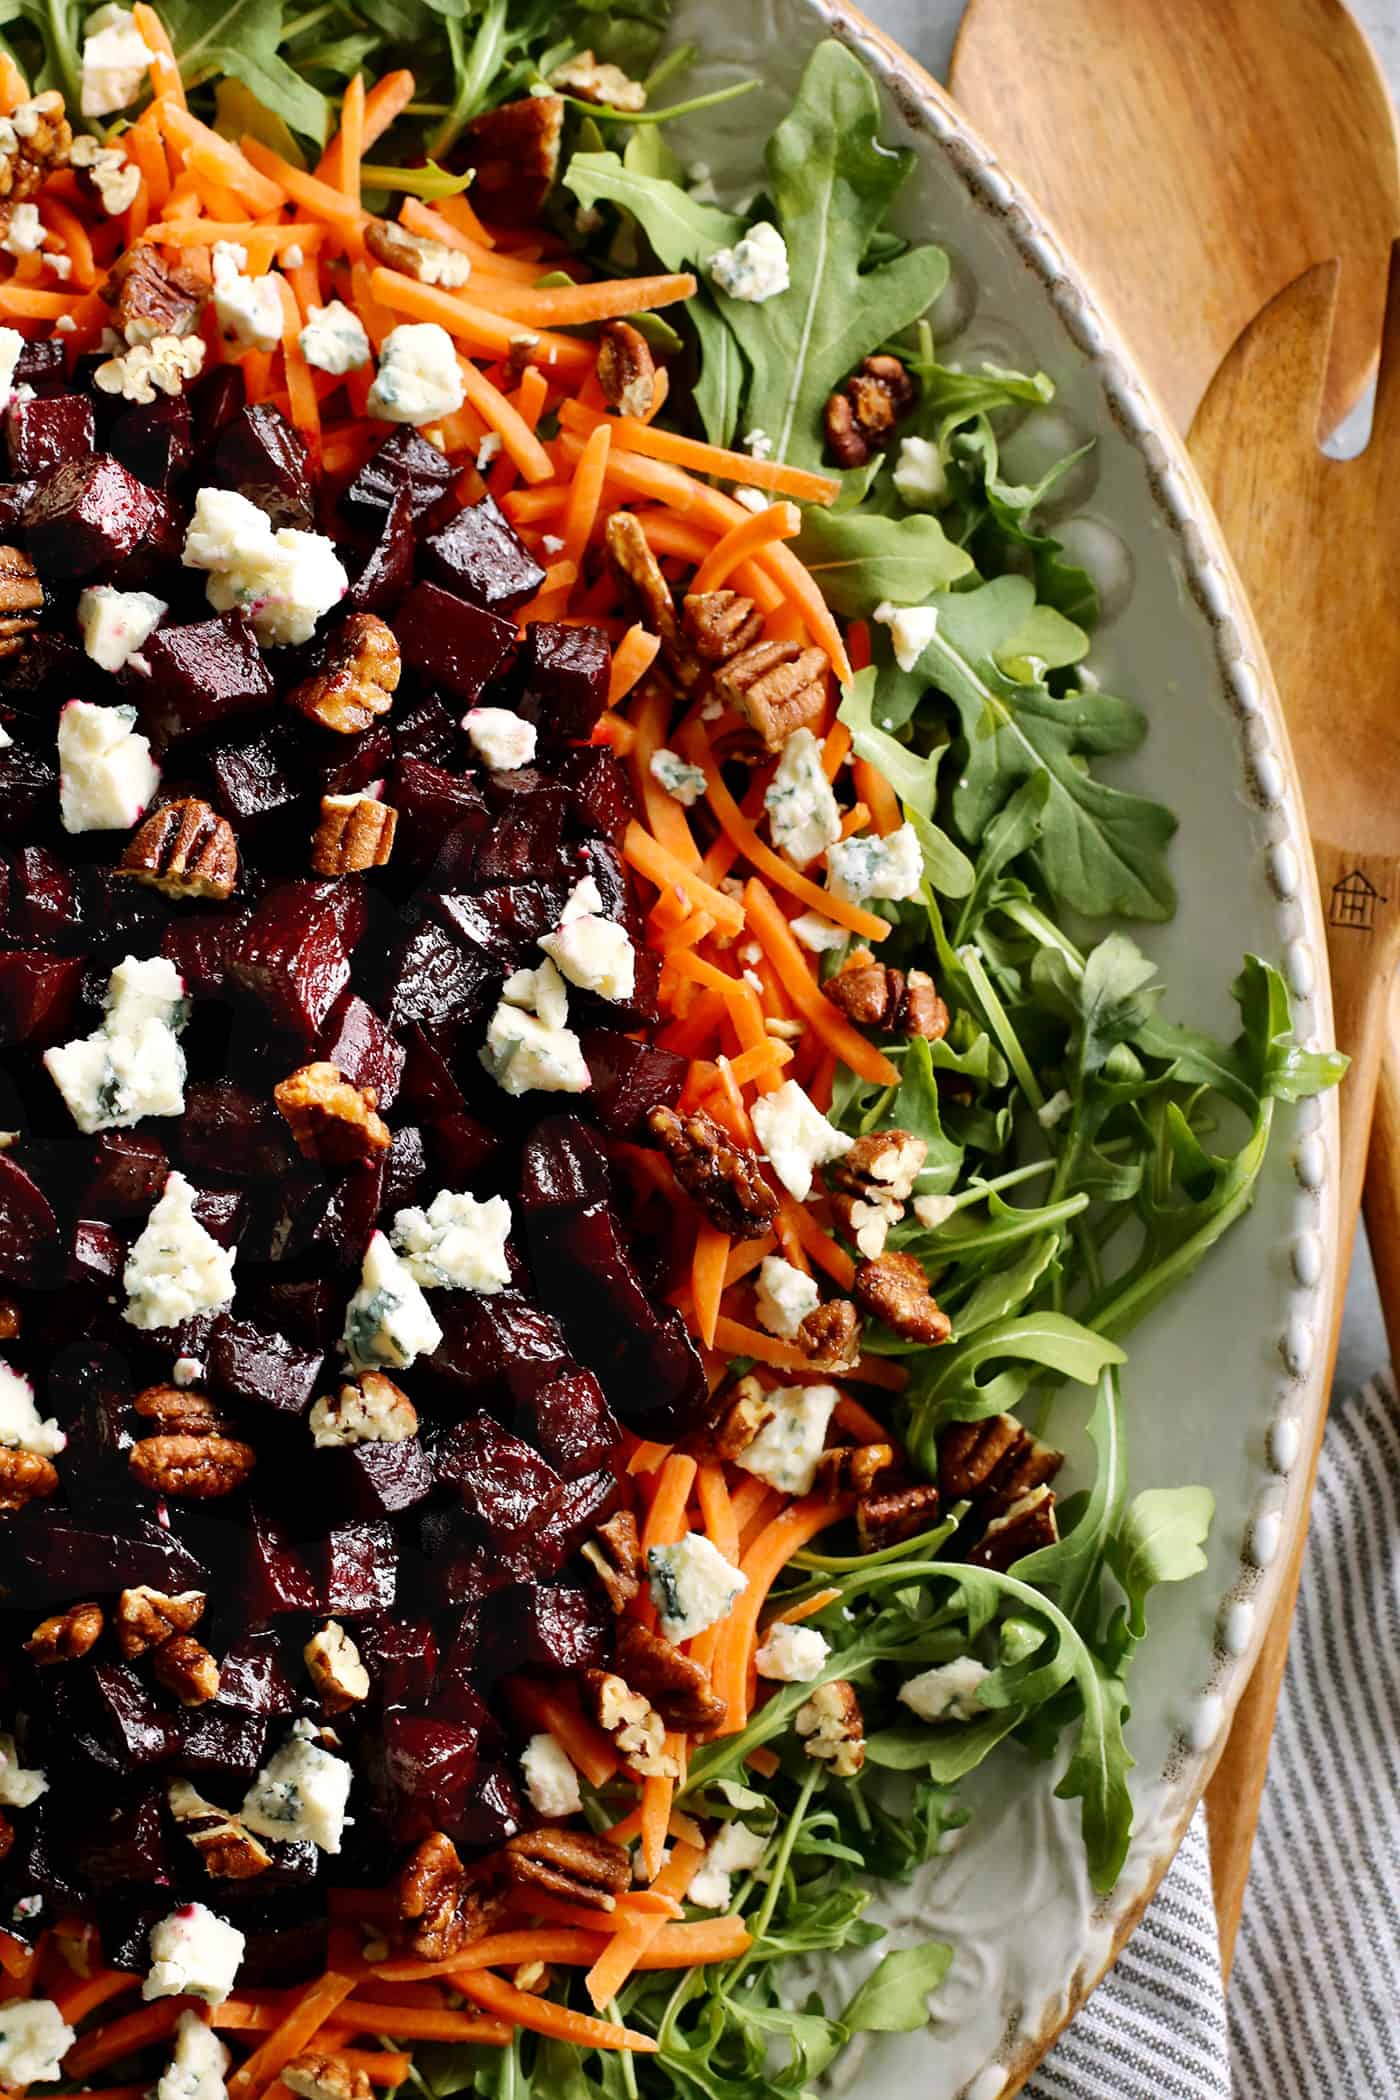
[[863, 1709, 1021, 1779], [795, 506, 973, 614], [1052, 1650, 1135, 1891], [906, 1312, 1125, 1448], [841, 1941, 953, 2032], [1107, 1485, 1214, 1644], [1013, 1370, 1127, 1630], [162, 0, 330, 142], [564, 149, 743, 266]]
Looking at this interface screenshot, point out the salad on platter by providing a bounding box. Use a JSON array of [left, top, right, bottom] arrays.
[[0, 3, 1344, 2096]]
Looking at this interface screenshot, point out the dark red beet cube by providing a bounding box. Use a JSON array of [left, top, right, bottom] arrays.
[[319, 993, 404, 1111], [7, 394, 95, 478], [88, 1664, 181, 1766], [382, 920, 497, 1033], [346, 428, 456, 525], [174, 1706, 270, 1784], [509, 1584, 610, 1670], [250, 1279, 339, 1351], [434, 1412, 561, 1564], [228, 885, 350, 1040], [15, 337, 66, 393], [215, 1633, 296, 1715], [452, 882, 568, 952], [322, 1436, 433, 1521], [24, 454, 175, 581], [422, 494, 544, 614], [304, 1157, 384, 1266], [244, 1506, 318, 1615], [518, 1118, 611, 1214], [0, 1153, 59, 1283], [67, 1217, 123, 1298], [84, 1130, 169, 1217], [471, 790, 568, 887], [345, 484, 415, 615], [391, 694, 458, 767], [425, 1110, 505, 1190], [418, 1289, 570, 1410], [139, 613, 275, 751], [0, 951, 82, 1046], [108, 394, 194, 491], [383, 1714, 482, 1829], [450, 1760, 522, 1847], [161, 908, 251, 999], [356, 1614, 438, 1710], [517, 621, 611, 742], [190, 1185, 246, 1249], [320, 1519, 397, 1613], [534, 1466, 622, 1574], [208, 730, 301, 837], [11, 847, 77, 947], [316, 724, 394, 801], [381, 1122, 429, 1215], [579, 1028, 686, 1138], [189, 363, 246, 448], [73, 1784, 169, 1886], [528, 1368, 622, 1479], [209, 1319, 323, 1416], [389, 760, 490, 873], [179, 1080, 296, 1184], [0, 746, 59, 842], [212, 404, 313, 529], [395, 581, 516, 705]]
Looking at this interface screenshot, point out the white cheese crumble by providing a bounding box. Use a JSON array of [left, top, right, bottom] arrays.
[[1, 203, 45, 256], [211, 242, 283, 354], [912, 1192, 958, 1229], [733, 1382, 839, 1497], [475, 432, 502, 470], [754, 1621, 829, 1682], [710, 221, 789, 303], [520, 1732, 581, 1818], [390, 1188, 512, 1294], [789, 910, 848, 954], [764, 726, 841, 866], [481, 960, 589, 1097], [898, 1656, 992, 1723], [182, 487, 348, 649], [0, 1364, 64, 1458], [892, 435, 948, 511], [688, 1822, 767, 1911], [646, 1533, 747, 1643], [123, 1172, 236, 1331], [77, 586, 167, 674], [0, 1998, 75, 2084], [873, 599, 940, 675], [1037, 1088, 1072, 1129], [752, 1255, 820, 1341], [539, 912, 635, 1003], [57, 700, 159, 834], [45, 954, 189, 1135], [560, 876, 604, 923], [731, 487, 770, 514], [240, 1721, 353, 1853], [0, 1731, 48, 1806], [343, 1231, 443, 1373], [80, 3, 153, 115], [143, 1905, 245, 2005], [299, 300, 371, 377], [156, 2010, 230, 2100], [649, 748, 706, 806], [94, 334, 205, 405], [0, 329, 21, 414], [750, 1079, 854, 1201], [503, 958, 569, 1028], [825, 821, 923, 904], [173, 1355, 204, 1387], [463, 707, 536, 771], [388, 226, 471, 288], [367, 323, 465, 425]]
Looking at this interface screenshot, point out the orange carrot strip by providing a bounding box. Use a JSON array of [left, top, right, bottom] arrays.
[[691, 502, 802, 594], [334, 74, 366, 206], [64, 2003, 183, 2080], [713, 1496, 846, 1730], [627, 1438, 671, 1476], [623, 823, 744, 932], [709, 1314, 813, 1371], [642, 1453, 696, 1553], [227, 1972, 358, 2100], [747, 1745, 781, 1778], [374, 1922, 750, 1986], [853, 757, 902, 836], [39, 196, 96, 288], [780, 1194, 856, 1289], [690, 1223, 730, 1351], [52, 1968, 138, 2025], [398, 198, 477, 257], [157, 109, 285, 213], [822, 719, 852, 780], [506, 1679, 619, 1788], [331, 2004, 514, 2042], [607, 624, 660, 706], [338, 2052, 413, 2085], [317, 68, 415, 184], [367, 269, 592, 374], [697, 1461, 740, 1564], [833, 1394, 890, 1443], [445, 272, 695, 328], [738, 1489, 785, 1555], [455, 1968, 658, 2053], [561, 419, 611, 567], [147, 220, 325, 252], [745, 879, 899, 1085], [773, 1586, 842, 1625], [275, 275, 321, 452], [584, 1842, 704, 2009], [453, 356, 554, 482], [0, 51, 27, 112], [0, 285, 81, 317], [728, 1476, 774, 1532], [630, 682, 700, 870], [561, 405, 838, 505], [640, 1759, 677, 1883], [133, 3, 185, 105], [239, 139, 364, 249], [435, 190, 497, 247], [705, 1040, 792, 1089]]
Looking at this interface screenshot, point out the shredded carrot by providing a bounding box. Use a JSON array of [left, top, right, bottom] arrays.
[[641, 1452, 697, 1554], [561, 419, 611, 567], [712, 1496, 847, 1730], [367, 268, 592, 375], [690, 1222, 730, 1350], [627, 1438, 672, 1476], [455, 1968, 658, 2053], [708, 1315, 817, 1372], [630, 682, 701, 870], [584, 1842, 704, 2009], [336, 2052, 412, 2085], [0, 284, 82, 317], [624, 822, 745, 933], [317, 68, 414, 184], [697, 1461, 741, 1564], [559, 404, 838, 506], [729, 1474, 775, 1534], [227, 1971, 358, 2100], [438, 272, 696, 330], [156, 108, 285, 213], [607, 624, 661, 707], [0, 51, 27, 112], [853, 757, 902, 836], [133, 3, 186, 105], [773, 1585, 842, 1625], [747, 1745, 781, 1778], [454, 355, 554, 482], [745, 879, 899, 1085], [52, 1968, 138, 2025], [691, 504, 804, 596], [639, 1758, 677, 1884], [239, 138, 364, 249], [64, 2002, 184, 2080], [334, 74, 366, 206], [330, 2004, 515, 2043], [274, 274, 320, 452], [506, 1679, 619, 1788]]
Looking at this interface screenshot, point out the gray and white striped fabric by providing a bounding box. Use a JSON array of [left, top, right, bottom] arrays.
[[1026, 1374, 1400, 2099]]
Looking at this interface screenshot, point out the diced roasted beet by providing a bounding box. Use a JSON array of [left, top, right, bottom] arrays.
[[509, 1584, 610, 1670], [215, 1632, 296, 1716], [577, 835, 633, 925], [11, 847, 76, 948], [0, 746, 58, 842], [209, 1319, 323, 1417], [173, 1705, 270, 1785], [24, 454, 177, 583], [179, 1080, 297, 1184], [108, 393, 195, 491], [319, 992, 404, 1111], [381, 919, 497, 1033], [73, 1783, 169, 1885], [228, 885, 350, 1040], [579, 1028, 686, 1139], [518, 1118, 611, 1215], [450, 1759, 522, 1849], [208, 730, 301, 838], [321, 1436, 433, 1522], [380, 1121, 428, 1215], [0, 1152, 59, 1283], [2, 1515, 207, 1604], [212, 405, 313, 529], [316, 878, 368, 955], [243, 1506, 318, 1616], [345, 485, 415, 616], [0, 480, 34, 532], [67, 1216, 124, 1298], [250, 1278, 339, 1351], [413, 1509, 514, 1612], [355, 1615, 437, 1710], [434, 1412, 562, 1575], [189, 362, 247, 449], [418, 1289, 570, 1410], [517, 621, 611, 742], [527, 1368, 622, 1479], [56, 1369, 134, 1510], [389, 760, 490, 874], [345, 429, 456, 526], [320, 1519, 398, 1614], [304, 1157, 384, 1266], [7, 394, 96, 478], [534, 1466, 622, 1574], [84, 1131, 169, 1221], [422, 495, 545, 615], [391, 694, 458, 768], [190, 1185, 246, 1249], [15, 337, 66, 395], [139, 613, 275, 751], [454, 882, 569, 951], [425, 1111, 505, 1190], [0, 951, 82, 1048], [87, 1663, 181, 1766], [471, 789, 568, 887], [397, 1024, 468, 1121], [315, 724, 395, 801], [383, 1714, 482, 1834], [161, 907, 251, 999], [430, 1611, 481, 1709], [395, 582, 516, 706]]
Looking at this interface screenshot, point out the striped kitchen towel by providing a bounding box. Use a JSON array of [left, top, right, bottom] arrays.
[[1026, 1373, 1400, 2100]]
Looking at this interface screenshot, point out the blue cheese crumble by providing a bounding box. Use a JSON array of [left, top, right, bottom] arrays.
[[752, 1255, 820, 1341], [750, 1078, 853, 1201], [367, 324, 465, 425], [733, 1382, 838, 1497], [299, 300, 371, 377], [825, 821, 923, 904], [156, 2010, 230, 2100], [0, 1729, 48, 1805], [343, 1231, 443, 1372], [182, 488, 348, 649], [123, 1171, 236, 1331], [520, 1732, 581, 1818], [57, 699, 160, 834], [754, 1621, 829, 1682], [898, 1657, 992, 1723], [241, 1721, 352, 1853], [45, 953, 189, 1134], [764, 727, 841, 866], [0, 1999, 75, 2084], [647, 1533, 748, 1643], [143, 1904, 245, 2005], [648, 748, 706, 806], [77, 584, 167, 673], [688, 1821, 768, 1910], [0, 1366, 65, 1460], [390, 1189, 512, 1294], [710, 222, 789, 303], [481, 960, 590, 1097]]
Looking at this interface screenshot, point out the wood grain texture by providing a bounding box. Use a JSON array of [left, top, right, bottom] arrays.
[[1363, 984, 1400, 1376], [948, 0, 1400, 432]]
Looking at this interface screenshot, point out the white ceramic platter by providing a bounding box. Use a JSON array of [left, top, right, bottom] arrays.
[[657, 3, 1343, 2092]]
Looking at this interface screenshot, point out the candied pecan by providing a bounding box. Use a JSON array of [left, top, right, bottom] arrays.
[[646, 1104, 779, 1236], [0, 1449, 57, 1512], [604, 512, 690, 679], [815, 1441, 902, 1497], [464, 96, 563, 229], [152, 1633, 221, 1706], [309, 1372, 417, 1447], [853, 1251, 951, 1345], [398, 1832, 506, 1960], [795, 1679, 865, 1776], [902, 970, 950, 1041], [580, 1509, 644, 1614], [364, 218, 471, 288], [823, 353, 915, 469], [0, 95, 72, 222], [0, 544, 42, 662], [597, 321, 656, 417], [714, 638, 827, 750], [0, 1298, 19, 1342], [274, 1061, 392, 1168], [104, 244, 205, 346], [615, 1620, 726, 1736], [682, 589, 763, 665], [711, 1374, 775, 1461], [129, 1434, 256, 1500], [829, 1129, 928, 1257], [120, 797, 238, 901], [285, 2055, 373, 2100], [825, 957, 897, 1031], [795, 1297, 861, 1372], [133, 1384, 227, 1436], [117, 1586, 206, 1658], [512, 1961, 551, 1995], [310, 794, 398, 878], [0, 1811, 13, 1866], [969, 1484, 1059, 1570], [168, 1778, 272, 1879], [937, 1415, 1063, 1519], [856, 1482, 941, 1552], [552, 50, 646, 109], [25, 1601, 103, 1664], [287, 614, 401, 735], [580, 1670, 675, 1779], [504, 1827, 630, 1911], [305, 1620, 370, 1714]]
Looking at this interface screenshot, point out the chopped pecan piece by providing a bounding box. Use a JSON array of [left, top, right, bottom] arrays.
[[828, 1129, 928, 1257], [120, 797, 238, 901], [464, 96, 563, 229], [711, 1373, 775, 1461], [646, 1104, 779, 1236], [969, 1484, 1059, 1570], [504, 1827, 630, 1911], [856, 1482, 941, 1552], [597, 321, 656, 417], [285, 2055, 373, 2100], [364, 217, 471, 288], [795, 1297, 861, 1372], [305, 1621, 370, 1714], [815, 1441, 902, 1497], [0, 1449, 57, 1512], [117, 1585, 206, 1658], [152, 1633, 221, 1706], [615, 1620, 726, 1736], [129, 1433, 256, 1500], [682, 589, 764, 665], [287, 613, 401, 735], [795, 1679, 865, 1776], [0, 95, 72, 224], [274, 1061, 392, 1167], [823, 354, 915, 469], [103, 244, 205, 345], [936, 1415, 1063, 1521], [25, 1600, 103, 1664], [902, 970, 950, 1041], [714, 638, 827, 751], [604, 512, 690, 679], [310, 793, 398, 877], [580, 1670, 676, 1779], [853, 1251, 951, 1345], [168, 1778, 272, 1879], [580, 1509, 644, 1614], [309, 1372, 417, 1447], [551, 50, 647, 109], [0, 545, 42, 661], [133, 1384, 227, 1436], [826, 958, 948, 1041], [398, 1832, 506, 1961]]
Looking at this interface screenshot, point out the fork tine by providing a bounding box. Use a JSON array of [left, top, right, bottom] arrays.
[[1366, 239, 1400, 453]]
